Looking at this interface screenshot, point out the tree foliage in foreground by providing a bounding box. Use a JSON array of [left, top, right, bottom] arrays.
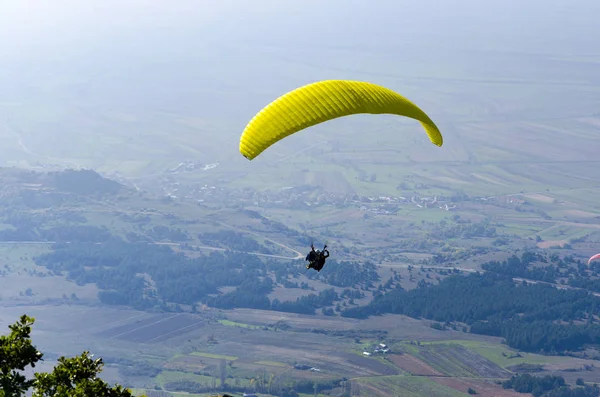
[[0, 315, 137, 397], [0, 315, 233, 397]]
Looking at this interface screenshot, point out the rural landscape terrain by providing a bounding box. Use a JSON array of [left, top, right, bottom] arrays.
[[1, 1, 600, 396]]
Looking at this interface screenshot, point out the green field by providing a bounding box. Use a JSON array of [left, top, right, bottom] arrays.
[[156, 371, 216, 387], [254, 360, 288, 367], [189, 352, 239, 361], [217, 319, 263, 330], [423, 340, 562, 369]]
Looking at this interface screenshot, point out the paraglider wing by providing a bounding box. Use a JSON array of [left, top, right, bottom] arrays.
[[588, 253, 600, 265], [239, 80, 443, 160]]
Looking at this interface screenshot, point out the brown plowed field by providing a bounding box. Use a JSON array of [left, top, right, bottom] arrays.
[[389, 353, 444, 376]]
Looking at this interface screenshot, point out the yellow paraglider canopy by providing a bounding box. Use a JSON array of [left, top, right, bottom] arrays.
[[239, 80, 443, 161]]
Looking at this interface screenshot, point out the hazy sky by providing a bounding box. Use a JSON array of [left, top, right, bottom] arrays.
[[2, 1, 598, 96], [0, 0, 598, 169], [2, 0, 599, 60], [0, 0, 599, 126]]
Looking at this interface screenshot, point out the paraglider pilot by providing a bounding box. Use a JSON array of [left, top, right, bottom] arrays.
[[306, 243, 330, 272]]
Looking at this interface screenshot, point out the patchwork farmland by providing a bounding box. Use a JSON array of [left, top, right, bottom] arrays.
[[95, 313, 205, 344]]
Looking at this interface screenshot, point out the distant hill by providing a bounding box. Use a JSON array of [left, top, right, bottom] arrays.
[[49, 169, 124, 196], [0, 167, 127, 210]]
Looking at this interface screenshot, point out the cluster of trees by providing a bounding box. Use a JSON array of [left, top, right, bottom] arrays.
[[163, 373, 342, 397], [32, 234, 377, 315], [270, 288, 339, 315], [569, 259, 600, 293], [427, 219, 498, 240], [481, 251, 587, 284], [306, 260, 379, 288], [482, 251, 600, 298], [204, 278, 274, 310], [147, 225, 190, 242], [482, 253, 561, 283], [502, 374, 599, 397], [569, 278, 600, 294], [34, 239, 267, 309], [269, 258, 379, 290], [342, 271, 600, 353]]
